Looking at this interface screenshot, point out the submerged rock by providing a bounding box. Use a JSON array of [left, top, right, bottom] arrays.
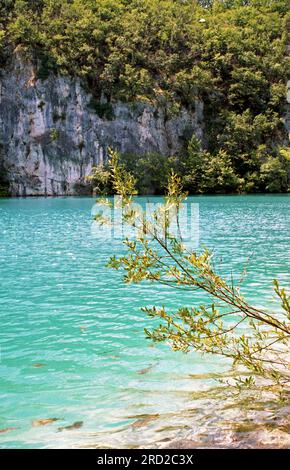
[[158, 390, 290, 449], [58, 421, 83, 431], [0, 427, 17, 434], [137, 365, 153, 375], [131, 414, 160, 429], [32, 418, 59, 427]]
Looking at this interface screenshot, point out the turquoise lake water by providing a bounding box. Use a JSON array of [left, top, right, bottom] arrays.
[[0, 195, 289, 448]]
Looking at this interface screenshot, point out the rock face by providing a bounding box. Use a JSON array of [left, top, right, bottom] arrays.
[[286, 79, 290, 140], [0, 48, 203, 196]]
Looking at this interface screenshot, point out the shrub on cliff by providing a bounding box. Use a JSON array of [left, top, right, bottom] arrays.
[[120, 152, 172, 195]]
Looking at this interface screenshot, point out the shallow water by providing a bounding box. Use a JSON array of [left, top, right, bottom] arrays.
[[0, 195, 289, 448]]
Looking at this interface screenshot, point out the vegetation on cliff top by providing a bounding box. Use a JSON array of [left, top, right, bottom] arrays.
[[0, 0, 290, 193]]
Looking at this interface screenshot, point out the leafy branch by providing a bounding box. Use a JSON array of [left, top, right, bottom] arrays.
[[95, 149, 290, 393]]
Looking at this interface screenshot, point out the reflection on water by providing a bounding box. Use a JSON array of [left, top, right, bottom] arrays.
[[0, 195, 289, 448]]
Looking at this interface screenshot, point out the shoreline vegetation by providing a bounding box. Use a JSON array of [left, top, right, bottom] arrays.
[[96, 150, 290, 394], [90, 149, 290, 447], [88, 141, 290, 196]]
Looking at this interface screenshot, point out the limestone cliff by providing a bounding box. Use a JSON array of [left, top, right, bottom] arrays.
[[0, 48, 203, 196]]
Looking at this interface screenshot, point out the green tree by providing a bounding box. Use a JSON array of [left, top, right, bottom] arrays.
[[260, 149, 289, 192], [87, 164, 112, 196], [97, 149, 290, 394], [120, 152, 171, 194]]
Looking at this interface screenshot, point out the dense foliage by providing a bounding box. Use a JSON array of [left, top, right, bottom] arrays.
[[0, 0, 290, 193]]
